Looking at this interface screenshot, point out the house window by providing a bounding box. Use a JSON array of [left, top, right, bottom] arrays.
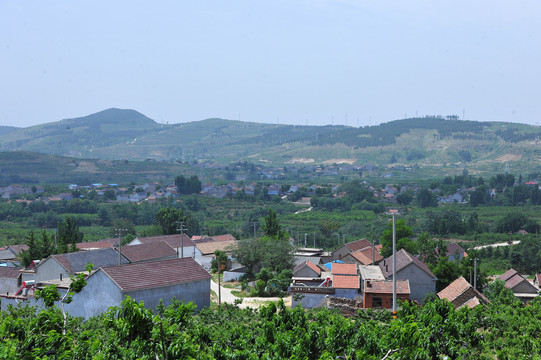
[[373, 296, 382, 308]]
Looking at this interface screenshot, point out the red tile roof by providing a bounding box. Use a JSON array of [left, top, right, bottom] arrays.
[[350, 247, 383, 265], [196, 240, 237, 256], [121, 242, 177, 263], [348, 251, 372, 265], [504, 274, 530, 290], [7, 244, 29, 255], [459, 296, 481, 309], [100, 257, 211, 292], [0, 267, 22, 278], [437, 276, 469, 300], [136, 234, 194, 248], [331, 263, 358, 275], [345, 239, 372, 252], [437, 276, 489, 305], [212, 234, 236, 242], [499, 268, 519, 282], [446, 242, 466, 257], [333, 275, 360, 289], [363, 279, 410, 294]]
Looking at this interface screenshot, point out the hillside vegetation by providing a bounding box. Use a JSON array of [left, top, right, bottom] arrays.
[[2, 109, 541, 177]]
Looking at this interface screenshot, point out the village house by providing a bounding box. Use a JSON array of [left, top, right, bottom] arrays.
[[0, 257, 212, 320], [293, 259, 322, 278], [379, 249, 437, 303], [195, 240, 237, 270], [0, 244, 28, 267], [0, 267, 23, 295], [341, 246, 383, 266], [498, 269, 539, 304], [437, 276, 489, 309], [331, 239, 373, 261], [362, 279, 410, 309], [33, 248, 130, 282], [331, 263, 361, 299], [446, 242, 468, 262]]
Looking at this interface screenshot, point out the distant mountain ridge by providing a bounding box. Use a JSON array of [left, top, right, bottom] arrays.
[[1, 108, 541, 177]]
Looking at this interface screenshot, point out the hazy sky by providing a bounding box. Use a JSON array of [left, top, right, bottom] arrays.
[[1, 1, 540, 128]]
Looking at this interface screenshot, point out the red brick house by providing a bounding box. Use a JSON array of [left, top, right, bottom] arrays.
[[362, 279, 410, 309]]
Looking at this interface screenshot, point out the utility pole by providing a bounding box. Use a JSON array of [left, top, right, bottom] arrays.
[[176, 221, 188, 258], [313, 233, 316, 248], [251, 222, 258, 238], [473, 258, 479, 290], [388, 209, 399, 317], [115, 228, 128, 266], [304, 233, 308, 247], [392, 212, 396, 314]]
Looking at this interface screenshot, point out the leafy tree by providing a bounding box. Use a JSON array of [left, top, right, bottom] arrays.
[[484, 279, 522, 306], [35, 284, 61, 307], [417, 188, 438, 208], [262, 208, 287, 239], [97, 207, 112, 226], [109, 218, 137, 238], [417, 231, 442, 267], [211, 250, 228, 273], [19, 230, 55, 267], [154, 207, 199, 236], [432, 257, 461, 292], [494, 213, 529, 233], [396, 190, 414, 205], [509, 237, 541, 273], [104, 189, 116, 200], [57, 216, 84, 253], [175, 175, 202, 195], [230, 237, 293, 277], [380, 218, 414, 257]]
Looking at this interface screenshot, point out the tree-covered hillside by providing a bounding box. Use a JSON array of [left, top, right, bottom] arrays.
[[2, 109, 541, 177]]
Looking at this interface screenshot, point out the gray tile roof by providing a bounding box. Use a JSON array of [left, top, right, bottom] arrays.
[[100, 257, 211, 292], [379, 249, 436, 279], [52, 248, 128, 273], [135, 234, 194, 248], [120, 242, 177, 263]]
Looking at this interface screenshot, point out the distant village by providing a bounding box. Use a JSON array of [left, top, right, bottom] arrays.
[[0, 168, 540, 317]]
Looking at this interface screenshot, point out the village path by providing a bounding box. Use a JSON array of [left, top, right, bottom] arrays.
[[473, 240, 520, 250], [210, 280, 291, 309]]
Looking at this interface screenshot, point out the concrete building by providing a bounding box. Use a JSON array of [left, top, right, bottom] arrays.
[[379, 249, 437, 303]]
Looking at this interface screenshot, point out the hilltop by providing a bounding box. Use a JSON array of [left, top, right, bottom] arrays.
[[1, 108, 541, 178]]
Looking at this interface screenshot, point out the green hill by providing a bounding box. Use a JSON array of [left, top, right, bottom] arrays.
[[0, 151, 193, 186], [1, 109, 541, 178]]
